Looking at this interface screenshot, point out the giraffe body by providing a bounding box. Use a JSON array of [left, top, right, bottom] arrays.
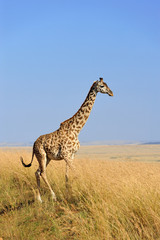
[[33, 126, 80, 162], [21, 78, 113, 202]]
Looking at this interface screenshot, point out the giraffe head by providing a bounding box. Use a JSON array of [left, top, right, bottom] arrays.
[[95, 78, 113, 96]]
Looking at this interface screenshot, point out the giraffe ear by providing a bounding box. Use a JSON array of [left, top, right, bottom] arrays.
[[99, 78, 103, 82], [94, 80, 99, 84]]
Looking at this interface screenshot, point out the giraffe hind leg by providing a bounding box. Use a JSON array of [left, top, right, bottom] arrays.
[[35, 169, 42, 203], [35, 152, 56, 202], [41, 170, 57, 201], [40, 154, 57, 201]]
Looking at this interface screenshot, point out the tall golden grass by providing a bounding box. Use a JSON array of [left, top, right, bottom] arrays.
[[0, 145, 160, 240]]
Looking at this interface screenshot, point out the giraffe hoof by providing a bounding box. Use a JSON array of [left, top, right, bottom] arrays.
[[51, 192, 57, 201], [37, 195, 43, 203], [52, 195, 57, 201]]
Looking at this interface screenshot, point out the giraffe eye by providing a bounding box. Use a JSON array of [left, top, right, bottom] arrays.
[[100, 86, 104, 88]]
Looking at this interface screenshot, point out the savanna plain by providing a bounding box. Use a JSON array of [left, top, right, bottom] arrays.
[[0, 145, 160, 240]]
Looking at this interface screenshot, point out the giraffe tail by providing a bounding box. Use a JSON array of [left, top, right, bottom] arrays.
[[20, 151, 34, 168]]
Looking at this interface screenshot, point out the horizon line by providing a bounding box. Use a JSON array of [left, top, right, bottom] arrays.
[[0, 140, 160, 147]]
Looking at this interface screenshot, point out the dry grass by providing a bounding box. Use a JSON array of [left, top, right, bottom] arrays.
[[0, 145, 160, 240]]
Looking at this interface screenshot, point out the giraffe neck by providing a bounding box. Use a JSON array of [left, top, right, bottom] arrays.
[[60, 82, 97, 135]]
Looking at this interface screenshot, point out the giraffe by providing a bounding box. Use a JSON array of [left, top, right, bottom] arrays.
[[20, 78, 113, 202]]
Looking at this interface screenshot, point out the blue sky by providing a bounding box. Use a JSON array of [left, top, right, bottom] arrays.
[[1, 0, 160, 144]]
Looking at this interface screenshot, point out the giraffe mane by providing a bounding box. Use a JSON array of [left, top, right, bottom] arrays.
[[60, 82, 96, 127]]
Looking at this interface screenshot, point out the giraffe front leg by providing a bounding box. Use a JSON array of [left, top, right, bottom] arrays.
[[64, 158, 76, 186], [64, 158, 74, 200], [65, 163, 69, 184]]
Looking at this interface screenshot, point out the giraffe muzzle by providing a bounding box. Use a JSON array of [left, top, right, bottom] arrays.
[[108, 90, 113, 96]]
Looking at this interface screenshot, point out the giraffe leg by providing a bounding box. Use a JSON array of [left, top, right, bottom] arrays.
[[40, 155, 57, 201], [64, 158, 76, 200], [64, 158, 75, 187], [41, 171, 57, 201], [65, 163, 69, 184], [35, 168, 42, 203]]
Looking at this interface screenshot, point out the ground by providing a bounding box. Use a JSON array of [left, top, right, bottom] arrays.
[[0, 145, 160, 240]]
